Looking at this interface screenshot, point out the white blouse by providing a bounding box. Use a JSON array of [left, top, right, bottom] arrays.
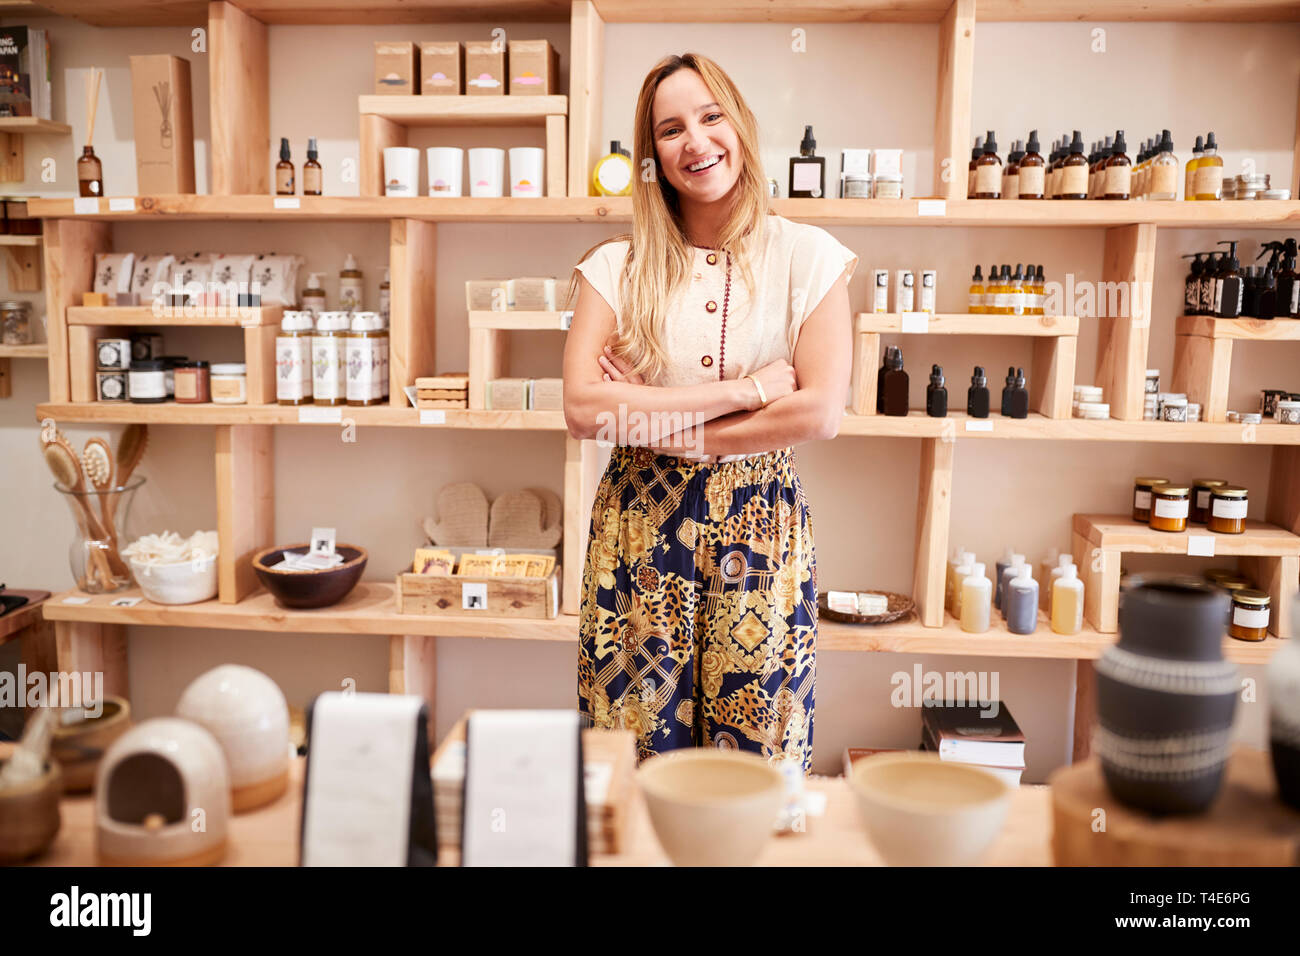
[[574, 214, 859, 462]]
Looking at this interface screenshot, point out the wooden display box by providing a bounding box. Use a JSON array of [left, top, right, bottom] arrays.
[[467, 309, 569, 409], [1172, 314, 1300, 423], [395, 565, 560, 619]]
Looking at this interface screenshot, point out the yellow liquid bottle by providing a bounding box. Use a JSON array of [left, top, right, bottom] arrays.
[[960, 563, 991, 634], [1033, 265, 1046, 315], [1185, 135, 1203, 201], [951, 558, 974, 620], [1051, 565, 1084, 635], [998, 266, 1014, 315], [968, 267, 985, 314], [1194, 131, 1224, 201], [591, 140, 633, 197]]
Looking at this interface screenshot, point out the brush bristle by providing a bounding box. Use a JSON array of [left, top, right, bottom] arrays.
[[43, 443, 81, 490], [82, 445, 110, 483]]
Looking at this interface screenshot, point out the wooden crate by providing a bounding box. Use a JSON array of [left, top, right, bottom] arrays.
[[1172, 315, 1300, 423], [396, 566, 560, 619]]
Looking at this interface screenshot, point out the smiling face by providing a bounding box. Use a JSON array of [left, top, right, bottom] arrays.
[[651, 68, 741, 207]]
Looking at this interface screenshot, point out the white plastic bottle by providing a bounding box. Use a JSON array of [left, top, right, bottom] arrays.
[[947, 547, 974, 614], [1038, 548, 1059, 609], [960, 562, 992, 634], [1051, 565, 1085, 635], [999, 554, 1026, 618]]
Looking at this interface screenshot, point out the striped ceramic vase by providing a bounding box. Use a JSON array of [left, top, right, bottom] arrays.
[[1095, 575, 1237, 814], [1266, 593, 1300, 809]]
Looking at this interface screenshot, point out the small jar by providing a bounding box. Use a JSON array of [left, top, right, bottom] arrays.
[[1262, 389, 1291, 417], [1, 300, 32, 345], [1203, 568, 1237, 589], [843, 172, 873, 198], [128, 359, 167, 403], [1160, 397, 1188, 422], [873, 173, 903, 199], [1207, 484, 1248, 534], [1132, 476, 1169, 523], [211, 362, 247, 405], [96, 370, 127, 402], [174, 360, 210, 404], [1240, 412, 1262, 425], [1275, 400, 1300, 425], [95, 337, 132, 371], [1186, 402, 1201, 423], [1190, 478, 1227, 523], [1229, 589, 1270, 642], [1148, 482, 1190, 532]]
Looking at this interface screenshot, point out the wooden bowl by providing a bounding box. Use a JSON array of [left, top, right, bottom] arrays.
[[252, 543, 368, 609], [849, 752, 1009, 866], [0, 760, 62, 863], [52, 696, 132, 792], [818, 590, 915, 625]]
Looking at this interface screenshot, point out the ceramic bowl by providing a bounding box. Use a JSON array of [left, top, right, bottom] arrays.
[[52, 696, 132, 792], [129, 555, 218, 605], [252, 543, 368, 609], [637, 749, 785, 866], [0, 760, 62, 863], [175, 665, 290, 813], [849, 752, 1010, 866], [95, 717, 230, 866]]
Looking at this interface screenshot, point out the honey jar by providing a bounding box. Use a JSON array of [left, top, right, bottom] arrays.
[[1132, 476, 1169, 523], [1148, 483, 1189, 532], [1190, 478, 1227, 524], [1207, 485, 1248, 535], [1228, 589, 1270, 642]]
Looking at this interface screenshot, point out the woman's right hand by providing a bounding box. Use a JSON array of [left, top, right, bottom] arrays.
[[743, 359, 797, 411]]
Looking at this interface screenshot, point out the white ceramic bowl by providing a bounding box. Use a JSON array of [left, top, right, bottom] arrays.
[[129, 555, 218, 605], [637, 749, 785, 867], [849, 752, 1010, 866]]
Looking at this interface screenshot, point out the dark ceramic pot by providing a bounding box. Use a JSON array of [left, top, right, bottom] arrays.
[[1095, 575, 1237, 814], [1266, 593, 1300, 809]]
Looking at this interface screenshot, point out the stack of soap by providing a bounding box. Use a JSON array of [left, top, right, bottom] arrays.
[[416, 373, 469, 408], [485, 376, 564, 410]]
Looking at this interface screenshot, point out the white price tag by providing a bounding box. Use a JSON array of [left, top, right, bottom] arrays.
[[274, 197, 301, 209], [1187, 535, 1216, 557], [73, 197, 98, 214], [61, 595, 92, 605], [917, 199, 946, 217], [900, 311, 929, 334], [965, 420, 993, 432], [461, 582, 488, 611], [559, 311, 573, 330], [298, 406, 343, 423], [109, 596, 143, 607], [419, 409, 446, 425], [108, 197, 136, 212]]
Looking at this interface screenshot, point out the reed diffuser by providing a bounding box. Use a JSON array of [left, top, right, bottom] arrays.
[[77, 67, 103, 198]]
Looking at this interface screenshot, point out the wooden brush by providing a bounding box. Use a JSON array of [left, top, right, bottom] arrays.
[[85, 67, 102, 147], [82, 436, 118, 547], [43, 440, 115, 590]]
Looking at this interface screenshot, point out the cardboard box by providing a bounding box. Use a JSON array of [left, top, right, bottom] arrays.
[[508, 39, 559, 96], [374, 41, 418, 95], [506, 276, 556, 311], [486, 377, 530, 410], [532, 377, 563, 410], [465, 40, 506, 96], [465, 278, 506, 311], [129, 55, 195, 194], [420, 41, 463, 95]]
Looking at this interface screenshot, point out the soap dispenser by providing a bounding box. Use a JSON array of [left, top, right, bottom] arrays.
[[1215, 240, 1244, 318], [967, 365, 990, 418], [1278, 238, 1300, 318], [881, 347, 909, 416], [926, 365, 948, 417], [789, 126, 825, 198], [1007, 367, 1029, 419], [1181, 254, 1204, 315], [1000, 366, 1015, 415]]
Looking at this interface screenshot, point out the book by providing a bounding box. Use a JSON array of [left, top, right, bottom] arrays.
[[920, 724, 1025, 787], [920, 701, 1026, 769], [841, 747, 905, 778], [0, 27, 50, 120]]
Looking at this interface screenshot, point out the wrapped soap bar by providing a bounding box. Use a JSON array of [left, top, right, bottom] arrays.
[[93, 253, 136, 294], [465, 279, 507, 312], [130, 254, 176, 304], [827, 590, 858, 614], [506, 276, 556, 311]]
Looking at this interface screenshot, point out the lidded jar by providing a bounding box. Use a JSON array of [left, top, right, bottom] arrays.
[[1148, 482, 1189, 532], [1132, 476, 1168, 523]]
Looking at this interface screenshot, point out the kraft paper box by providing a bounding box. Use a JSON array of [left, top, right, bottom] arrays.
[[374, 41, 419, 95], [465, 40, 506, 96], [420, 41, 463, 95], [487, 378, 530, 410], [531, 378, 563, 411], [129, 55, 195, 194], [508, 39, 559, 96], [465, 278, 507, 311], [506, 276, 556, 311]]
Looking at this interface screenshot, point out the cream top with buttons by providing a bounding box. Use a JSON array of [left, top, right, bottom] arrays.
[[574, 214, 859, 462]]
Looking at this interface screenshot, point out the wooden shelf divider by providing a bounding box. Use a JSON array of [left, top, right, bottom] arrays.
[[467, 309, 570, 410], [210, 1, 270, 195], [1172, 314, 1300, 424]]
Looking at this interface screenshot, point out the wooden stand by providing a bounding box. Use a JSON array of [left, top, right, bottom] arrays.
[[1050, 747, 1300, 866], [467, 310, 569, 409], [1172, 315, 1300, 423]]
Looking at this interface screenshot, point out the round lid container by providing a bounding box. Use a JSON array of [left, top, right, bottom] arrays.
[[130, 359, 165, 371], [211, 363, 246, 376]]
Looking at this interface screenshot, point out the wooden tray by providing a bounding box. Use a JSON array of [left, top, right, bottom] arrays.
[[818, 590, 914, 625], [396, 566, 560, 619]]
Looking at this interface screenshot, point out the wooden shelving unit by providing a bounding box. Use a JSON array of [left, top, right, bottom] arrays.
[[1172, 314, 1300, 423], [467, 309, 569, 409], [0, 117, 71, 185], [0, 342, 45, 398]]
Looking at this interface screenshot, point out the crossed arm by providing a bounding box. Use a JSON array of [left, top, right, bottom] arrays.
[[561, 266, 853, 457]]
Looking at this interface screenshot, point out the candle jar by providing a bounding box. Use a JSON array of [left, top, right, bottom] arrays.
[[174, 360, 211, 404], [1190, 478, 1227, 524], [128, 359, 167, 404], [1, 300, 31, 345], [1207, 485, 1248, 534], [1132, 476, 1169, 523], [211, 363, 247, 405], [1149, 483, 1190, 532], [1229, 589, 1270, 642]]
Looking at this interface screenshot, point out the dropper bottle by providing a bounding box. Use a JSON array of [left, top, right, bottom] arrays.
[[1148, 129, 1178, 201], [1185, 134, 1204, 201], [972, 130, 1002, 199], [967, 365, 990, 418], [969, 265, 985, 314], [1195, 131, 1224, 201], [1103, 130, 1132, 200], [1033, 264, 1046, 315], [1018, 129, 1045, 200]]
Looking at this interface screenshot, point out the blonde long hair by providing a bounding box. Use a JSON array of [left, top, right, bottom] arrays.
[[566, 53, 770, 382]]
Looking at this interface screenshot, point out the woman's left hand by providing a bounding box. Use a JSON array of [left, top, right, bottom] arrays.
[[598, 344, 644, 385]]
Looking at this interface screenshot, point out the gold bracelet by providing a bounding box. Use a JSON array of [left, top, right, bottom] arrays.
[[745, 373, 769, 408]]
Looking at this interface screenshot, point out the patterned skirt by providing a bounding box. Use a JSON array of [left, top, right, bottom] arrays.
[[577, 444, 818, 773]]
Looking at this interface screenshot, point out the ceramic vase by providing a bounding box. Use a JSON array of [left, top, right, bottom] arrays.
[[1266, 593, 1300, 809], [1095, 575, 1237, 814]]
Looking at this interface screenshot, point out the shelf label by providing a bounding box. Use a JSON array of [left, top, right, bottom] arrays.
[[461, 582, 488, 610], [107, 197, 136, 212], [1186, 535, 1215, 557], [917, 199, 946, 217], [73, 197, 98, 215], [274, 197, 301, 209], [419, 409, 446, 425], [109, 596, 143, 607], [61, 595, 91, 605], [965, 420, 993, 432], [298, 407, 343, 423], [559, 310, 573, 330], [900, 311, 929, 334]]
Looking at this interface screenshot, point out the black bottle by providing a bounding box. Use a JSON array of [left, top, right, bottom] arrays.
[[1215, 240, 1244, 318], [876, 345, 898, 413], [1000, 365, 1015, 416], [881, 347, 909, 417], [789, 125, 825, 199], [1199, 252, 1220, 315], [1006, 367, 1029, 419], [1181, 253, 1204, 315], [1277, 238, 1300, 318], [926, 364, 948, 417], [967, 365, 990, 418]]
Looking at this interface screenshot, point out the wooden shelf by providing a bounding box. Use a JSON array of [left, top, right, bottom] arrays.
[[469, 310, 571, 330], [25, 196, 1300, 227], [856, 312, 1078, 335], [34, 401, 568, 429], [0, 235, 41, 246], [359, 95, 567, 127], [1075, 513, 1300, 557], [0, 117, 71, 135], [0, 343, 46, 357], [66, 305, 283, 328], [1176, 314, 1300, 340]]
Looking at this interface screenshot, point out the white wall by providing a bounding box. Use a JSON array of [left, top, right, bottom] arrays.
[[2, 15, 1296, 778]]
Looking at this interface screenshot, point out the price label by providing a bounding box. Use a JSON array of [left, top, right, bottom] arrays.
[[419, 409, 446, 425], [1186, 535, 1216, 557], [900, 311, 929, 334], [274, 197, 301, 209], [298, 407, 342, 423], [73, 197, 98, 215], [61, 595, 91, 605], [965, 420, 993, 432], [559, 311, 573, 330], [917, 199, 946, 217], [108, 197, 136, 212]]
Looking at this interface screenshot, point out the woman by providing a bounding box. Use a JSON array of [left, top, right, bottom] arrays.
[[563, 53, 858, 773]]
